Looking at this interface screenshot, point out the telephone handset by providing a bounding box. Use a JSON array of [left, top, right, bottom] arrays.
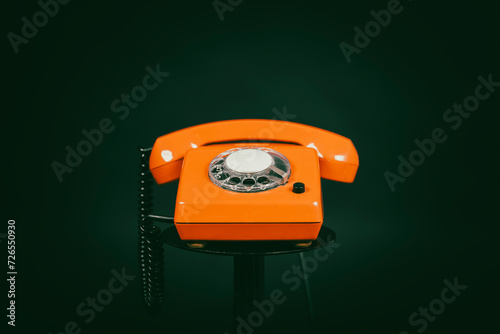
[[150, 119, 358, 185], [148, 119, 359, 241]]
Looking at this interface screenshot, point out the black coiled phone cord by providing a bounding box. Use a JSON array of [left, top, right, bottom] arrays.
[[137, 146, 164, 314]]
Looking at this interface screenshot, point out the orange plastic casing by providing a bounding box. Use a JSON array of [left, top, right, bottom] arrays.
[[174, 143, 322, 240], [149, 119, 359, 185]]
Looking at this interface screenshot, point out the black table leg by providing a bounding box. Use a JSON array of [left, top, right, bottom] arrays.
[[233, 255, 265, 331]]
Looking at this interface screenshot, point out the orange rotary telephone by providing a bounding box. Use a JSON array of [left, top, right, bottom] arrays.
[[148, 119, 358, 241]]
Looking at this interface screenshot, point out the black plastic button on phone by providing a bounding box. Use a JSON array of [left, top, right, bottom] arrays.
[[292, 182, 305, 193]]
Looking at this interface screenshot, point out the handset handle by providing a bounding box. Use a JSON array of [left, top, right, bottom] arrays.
[[150, 119, 359, 184]]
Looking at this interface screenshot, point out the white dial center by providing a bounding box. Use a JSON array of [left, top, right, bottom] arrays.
[[225, 149, 273, 173]]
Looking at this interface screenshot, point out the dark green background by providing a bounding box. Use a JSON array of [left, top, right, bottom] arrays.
[[3, 0, 499, 333]]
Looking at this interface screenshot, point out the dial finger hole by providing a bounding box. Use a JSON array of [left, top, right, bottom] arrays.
[[257, 176, 270, 184], [242, 178, 256, 186], [228, 177, 241, 185]]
